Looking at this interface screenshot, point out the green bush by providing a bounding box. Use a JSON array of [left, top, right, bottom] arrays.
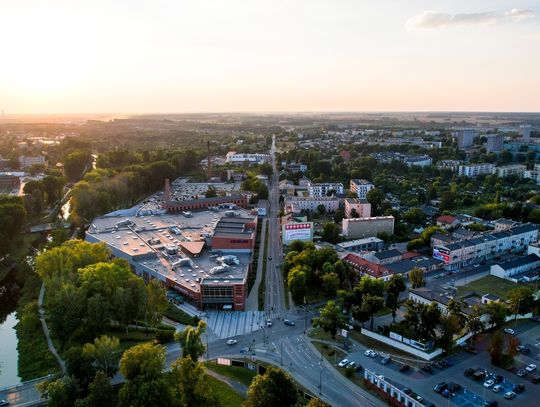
[[155, 329, 175, 343]]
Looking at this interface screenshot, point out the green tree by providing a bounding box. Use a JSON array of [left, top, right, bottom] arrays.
[[408, 267, 425, 288], [313, 300, 345, 339], [171, 356, 217, 407], [317, 204, 327, 216], [321, 223, 340, 244], [438, 314, 460, 353], [66, 346, 96, 389], [403, 208, 426, 225], [37, 376, 78, 407], [175, 320, 207, 362], [64, 150, 93, 182], [466, 305, 485, 342], [362, 294, 385, 330], [287, 266, 308, 304], [321, 272, 340, 297], [366, 188, 385, 215], [82, 335, 121, 377], [244, 367, 298, 407], [145, 279, 168, 327], [75, 371, 116, 407], [507, 286, 534, 315], [485, 301, 508, 328], [385, 292, 398, 323], [205, 186, 217, 198], [488, 330, 504, 366]]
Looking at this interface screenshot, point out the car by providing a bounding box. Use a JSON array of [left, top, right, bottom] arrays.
[[268, 256, 272, 261], [266, 319, 272, 327], [493, 385, 503, 393], [532, 374, 540, 384], [283, 319, 295, 326], [483, 401, 498, 407], [364, 349, 377, 358], [402, 387, 412, 395], [448, 382, 461, 392], [473, 263, 480, 267], [354, 363, 362, 372], [504, 328, 515, 335], [504, 391, 516, 400], [526, 364, 537, 372], [520, 347, 531, 355], [517, 369, 528, 377], [347, 361, 357, 370], [473, 370, 486, 380], [433, 382, 448, 393], [381, 356, 391, 365], [422, 365, 433, 374], [338, 358, 350, 368], [400, 365, 410, 373], [484, 379, 495, 388], [0, 401, 9, 407], [226, 339, 238, 345], [513, 383, 525, 393], [464, 368, 475, 376]]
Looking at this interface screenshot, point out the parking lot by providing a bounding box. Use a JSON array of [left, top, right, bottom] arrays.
[[336, 319, 540, 407]]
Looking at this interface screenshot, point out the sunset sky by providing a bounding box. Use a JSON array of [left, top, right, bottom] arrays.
[[1, 0, 539, 114]]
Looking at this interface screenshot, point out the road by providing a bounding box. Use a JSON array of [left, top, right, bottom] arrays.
[[264, 134, 286, 317]]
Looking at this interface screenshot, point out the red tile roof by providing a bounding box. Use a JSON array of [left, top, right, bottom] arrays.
[[343, 253, 390, 279], [437, 215, 457, 224]]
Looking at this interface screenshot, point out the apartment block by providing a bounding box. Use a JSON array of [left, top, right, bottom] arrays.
[[350, 179, 374, 199]]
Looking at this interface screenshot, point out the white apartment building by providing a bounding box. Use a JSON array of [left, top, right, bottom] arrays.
[[433, 223, 538, 270], [485, 134, 504, 152], [18, 155, 46, 169], [307, 182, 344, 197], [285, 196, 340, 213], [493, 164, 526, 178], [455, 129, 476, 149], [350, 179, 374, 199], [342, 216, 395, 239], [524, 164, 540, 185], [225, 151, 270, 164], [490, 254, 540, 280], [458, 163, 495, 178]]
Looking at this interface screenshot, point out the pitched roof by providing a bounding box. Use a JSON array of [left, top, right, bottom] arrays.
[[437, 215, 458, 224], [343, 253, 390, 278]]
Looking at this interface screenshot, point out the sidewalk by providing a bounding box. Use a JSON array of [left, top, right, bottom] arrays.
[[38, 283, 67, 374]]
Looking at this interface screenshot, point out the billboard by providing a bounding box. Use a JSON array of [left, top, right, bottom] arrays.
[[433, 246, 450, 264], [282, 222, 313, 245]]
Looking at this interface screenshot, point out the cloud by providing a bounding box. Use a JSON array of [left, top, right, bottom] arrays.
[[505, 8, 535, 22], [406, 8, 535, 30]]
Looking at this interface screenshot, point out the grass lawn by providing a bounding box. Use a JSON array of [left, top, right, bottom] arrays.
[[164, 302, 197, 325], [206, 375, 246, 407], [308, 327, 345, 344], [205, 362, 256, 387], [456, 275, 532, 300]]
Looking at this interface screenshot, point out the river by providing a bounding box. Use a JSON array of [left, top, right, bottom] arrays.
[[0, 312, 20, 387]]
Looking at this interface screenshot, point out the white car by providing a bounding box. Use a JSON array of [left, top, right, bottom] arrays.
[[364, 349, 377, 358], [493, 385, 503, 393], [504, 328, 515, 335], [266, 319, 272, 327], [338, 358, 350, 368], [484, 379, 494, 388], [526, 363, 537, 372], [226, 339, 238, 345]]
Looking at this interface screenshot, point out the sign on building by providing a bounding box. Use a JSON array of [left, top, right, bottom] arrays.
[[282, 222, 314, 245], [433, 246, 450, 264]]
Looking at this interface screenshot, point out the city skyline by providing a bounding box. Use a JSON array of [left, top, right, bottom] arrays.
[[1, 0, 539, 114]]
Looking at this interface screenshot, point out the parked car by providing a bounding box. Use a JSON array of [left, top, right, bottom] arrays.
[[266, 319, 272, 327], [504, 328, 515, 335], [494, 375, 504, 384], [433, 382, 448, 393], [226, 339, 238, 345], [513, 383, 525, 393], [354, 363, 362, 372], [400, 365, 410, 373], [504, 391, 516, 400], [402, 387, 412, 395], [493, 385, 503, 393], [532, 374, 540, 384], [526, 364, 537, 372], [283, 319, 295, 326], [483, 401, 498, 407], [381, 356, 391, 365], [484, 379, 495, 388], [464, 368, 475, 376], [448, 382, 461, 392], [338, 359, 350, 368], [520, 347, 531, 355], [473, 370, 486, 380], [422, 365, 433, 374], [364, 349, 377, 358], [347, 361, 357, 370], [517, 369, 528, 377]]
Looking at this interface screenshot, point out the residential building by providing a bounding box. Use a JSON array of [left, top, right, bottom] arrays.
[[437, 160, 462, 172], [490, 254, 540, 281], [225, 151, 270, 164], [18, 155, 46, 169], [285, 196, 340, 214], [485, 134, 504, 152], [307, 182, 344, 197], [519, 125, 533, 139], [436, 215, 460, 229], [493, 164, 526, 178], [285, 162, 308, 173], [0, 173, 20, 191], [524, 163, 540, 185], [371, 249, 402, 265], [455, 130, 476, 149], [342, 216, 395, 239], [350, 179, 374, 199], [344, 198, 371, 218], [404, 155, 432, 167], [337, 237, 384, 253], [342, 253, 393, 281], [433, 223, 538, 270], [458, 163, 495, 178]]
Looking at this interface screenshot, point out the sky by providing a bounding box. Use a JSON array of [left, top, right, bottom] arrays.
[[1, 0, 539, 114]]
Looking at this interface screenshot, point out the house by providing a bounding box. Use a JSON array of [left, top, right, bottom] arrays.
[[342, 253, 393, 281], [436, 215, 460, 229], [481, 294, 500, 305], [490, 254, 540, 281]]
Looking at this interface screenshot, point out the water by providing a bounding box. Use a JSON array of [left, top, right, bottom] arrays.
[[0, 312, 20, 387]]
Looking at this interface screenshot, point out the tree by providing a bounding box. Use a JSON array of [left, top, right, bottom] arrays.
[[64, 150, 93, 182], [287, 266, 308, 304], [386, 274, 406, 298], [507, 287, 534, 315], [244, 367, 298, 407], [485, 301, 508, 328], [317, 204, 326, 216], [205, 186, 217, 198], [488, 330, 504, 366], [466, 305, 485, 341], [438, 314, 460, 353], [351, 304, 370, 327], [321, 223, 340, 244], [171, 356, 217, 407], [362, 294, 384, 330], [408, 267, 425, 288], [306, 399, 328, 407], [118, 342, 173, 407], [82, 335, 121, 377], [321, 272, 340, 297], [175, 320, 207, 362], [145, 279, 168, 327], [76, 371, 116, 407], [66, 346, 96, 389], [403, 208, 426, 226], [366, 188, 385, 215], [37, 376, 78, 407], [385, 292, 398, 323], [313, 300, 345, 339]]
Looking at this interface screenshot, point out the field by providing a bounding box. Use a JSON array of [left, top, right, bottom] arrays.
[[456, 275, 532, 300], [206, 375, 246, 407], [205, 362, 256, 386]]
